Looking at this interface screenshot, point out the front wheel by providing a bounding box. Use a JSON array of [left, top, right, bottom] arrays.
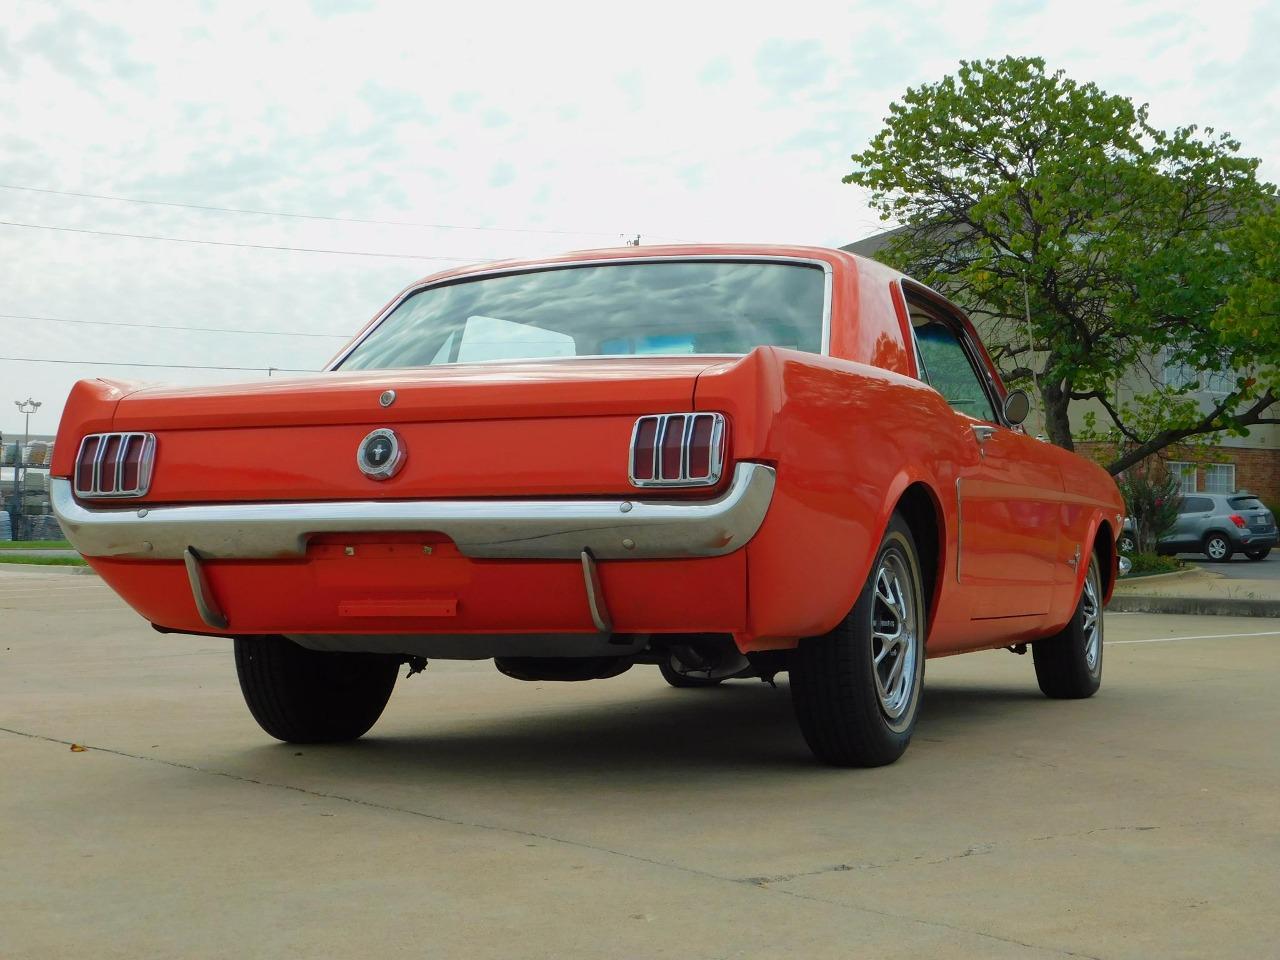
[[1203, 533, 1233, 562], [1245, 547, 1271, 561], [1032, 553, 1103, 699], [234, 636, 399, 743], [1118, 535, 1135, 554], [789, 514, 926, 767]]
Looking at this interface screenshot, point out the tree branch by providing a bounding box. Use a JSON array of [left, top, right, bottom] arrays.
[[1106, 390, 1278, 475]]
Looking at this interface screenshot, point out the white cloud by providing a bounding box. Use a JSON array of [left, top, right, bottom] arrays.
[[0, 0, 1276, 433]]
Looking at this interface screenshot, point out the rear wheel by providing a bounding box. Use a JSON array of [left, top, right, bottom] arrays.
[[1118, 534, 1135, 554], [234, 636, 399, 743], [789, 514, 926, 767], [1245, 547, 1271, 561], [1203, 533, 1232, 562], [1032, 553, 1103, 699]]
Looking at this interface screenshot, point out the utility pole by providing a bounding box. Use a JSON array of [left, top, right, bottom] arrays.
[[12, 398, 41, 540]]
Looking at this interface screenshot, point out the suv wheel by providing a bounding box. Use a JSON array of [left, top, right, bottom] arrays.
[[789, 514, 926, 767], [1203, 533, 1233, 562], [1118, 534, 1135, 554]]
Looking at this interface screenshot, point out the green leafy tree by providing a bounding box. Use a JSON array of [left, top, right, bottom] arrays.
[[845, 56, 1278, 474]]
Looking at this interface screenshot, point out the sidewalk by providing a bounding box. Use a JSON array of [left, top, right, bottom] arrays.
[[1112, 567, 1280, 617]]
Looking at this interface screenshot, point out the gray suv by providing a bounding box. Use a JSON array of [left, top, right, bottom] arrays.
[[1120, 493, 1277, 561]]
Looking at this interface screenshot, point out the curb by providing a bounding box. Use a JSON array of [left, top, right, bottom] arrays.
[[1117, 567, 1207, 585], [0, 562, 95, 577], [1110, 595, 1280, 618]]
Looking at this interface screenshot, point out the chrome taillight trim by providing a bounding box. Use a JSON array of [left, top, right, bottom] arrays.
[[74, 432, 156, 499], [629, 413, 725, 488]]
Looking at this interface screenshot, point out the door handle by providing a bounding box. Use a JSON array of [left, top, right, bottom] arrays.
[[971, 424, 997, 443]]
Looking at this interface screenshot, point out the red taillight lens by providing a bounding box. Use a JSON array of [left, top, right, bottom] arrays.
[[97, 435, 122, 492], [631, 417, 658, 481], [687, 415, 715, 479], [629, 413, 724, 487], [659, 415, 686, 480], [1230, 513, 1247, 529], [75, 435, 100, 492], [120, 435, 143, 491], [73, 432, 155, 498]]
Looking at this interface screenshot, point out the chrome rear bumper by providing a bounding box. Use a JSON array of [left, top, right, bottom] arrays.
[[51, 462, 776, 562]]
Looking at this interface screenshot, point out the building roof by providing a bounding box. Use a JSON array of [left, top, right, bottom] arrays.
[[840, 226, 907, 261]]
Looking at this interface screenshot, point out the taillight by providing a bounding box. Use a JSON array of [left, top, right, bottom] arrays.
[[629, 413, 724, 487], [1229, 513, 1247, 529], [73, 432, 156, 498]]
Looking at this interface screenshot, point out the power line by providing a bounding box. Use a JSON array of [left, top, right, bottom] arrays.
[[0, 355, 315, 372], [0, 219, 486, 262], [0, 182, 631, 238], [0, 312, 349, 339]]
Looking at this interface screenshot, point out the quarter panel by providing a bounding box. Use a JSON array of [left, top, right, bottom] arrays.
[[697, 350, 975, 652]]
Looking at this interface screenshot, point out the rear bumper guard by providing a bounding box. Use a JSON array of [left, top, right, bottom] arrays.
[[50, 462, 776, 562]]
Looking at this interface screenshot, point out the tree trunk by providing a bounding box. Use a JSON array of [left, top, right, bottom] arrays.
[[1040, 379, 1075, 452]]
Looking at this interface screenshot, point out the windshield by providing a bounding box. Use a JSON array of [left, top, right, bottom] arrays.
[[337, 260, 826, 370]]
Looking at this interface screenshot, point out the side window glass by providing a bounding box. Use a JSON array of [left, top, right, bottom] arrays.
[[913, 320, 996, 422], [1180, 497, 1213, 514]]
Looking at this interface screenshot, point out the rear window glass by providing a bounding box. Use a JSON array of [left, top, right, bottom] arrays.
[[338, 260, 826, 370], [1229, 496, 1266, 511]]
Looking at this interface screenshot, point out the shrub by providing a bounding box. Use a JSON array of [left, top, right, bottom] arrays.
[[1117, 467, 1181, 554], [1125, 553, 1181, 576]]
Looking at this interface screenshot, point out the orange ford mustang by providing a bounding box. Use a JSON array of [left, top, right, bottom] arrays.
[[52, 244, 1124, 766]]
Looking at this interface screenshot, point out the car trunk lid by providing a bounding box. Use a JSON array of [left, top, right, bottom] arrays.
[[108, 357, 735, 502]]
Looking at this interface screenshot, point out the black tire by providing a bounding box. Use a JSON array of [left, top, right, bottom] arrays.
[[1118, 535, 1135, 554], [1245, 548, 1271, 561], [234, 636, 399, 743], [789, 514, 926, 767], [1032, 553, 1103, 699], [658, 657, 724, 688], [1203, 532, 1233, 562]]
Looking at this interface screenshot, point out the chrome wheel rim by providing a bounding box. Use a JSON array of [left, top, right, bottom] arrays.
[[871, 551, 920, 725], [1082, 561, 1102, 674], [1207, 538, 1227, 560]]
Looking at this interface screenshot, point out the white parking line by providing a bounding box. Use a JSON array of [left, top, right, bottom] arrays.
[[1111, 630, 1280, 645]]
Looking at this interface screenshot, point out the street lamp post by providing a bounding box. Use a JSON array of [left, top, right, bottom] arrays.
[[12, 398, 41, 540]]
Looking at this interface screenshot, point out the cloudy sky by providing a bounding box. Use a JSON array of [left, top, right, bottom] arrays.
[[1, 0, 1277, 435]]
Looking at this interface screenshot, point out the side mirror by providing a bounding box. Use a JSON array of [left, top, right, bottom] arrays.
[[1003, 389, 1030, 426]]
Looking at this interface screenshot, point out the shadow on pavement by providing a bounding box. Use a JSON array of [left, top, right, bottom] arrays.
[[229, 676, 1060, 778]]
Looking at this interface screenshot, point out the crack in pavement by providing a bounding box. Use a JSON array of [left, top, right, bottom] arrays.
[[742, 842, 997, 885], [0, 724, 1103, 959]]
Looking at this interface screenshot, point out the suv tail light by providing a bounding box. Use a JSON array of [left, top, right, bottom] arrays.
[[74, 433, 156, 498], [1229, 513, 1248, 529], [629, 413, 725, 487]]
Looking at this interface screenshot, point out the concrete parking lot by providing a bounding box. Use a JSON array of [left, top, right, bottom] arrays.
[[2, 567, 1278, 960]]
